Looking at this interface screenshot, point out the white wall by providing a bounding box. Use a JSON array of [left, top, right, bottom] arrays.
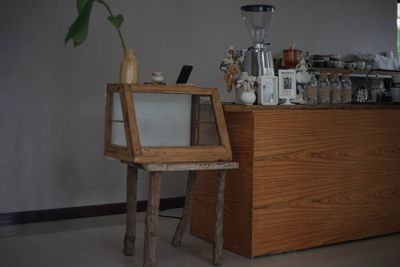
[[0, 0, 396, 213]]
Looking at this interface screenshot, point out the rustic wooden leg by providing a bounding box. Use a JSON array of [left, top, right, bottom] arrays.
[[213, 169, 226, 265], [144, 171, 162, 267], [172, 170, 197, 247], [124, 165, 138, 256]]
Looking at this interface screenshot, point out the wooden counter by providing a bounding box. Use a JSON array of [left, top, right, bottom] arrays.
[[191, 104, 400, 257]]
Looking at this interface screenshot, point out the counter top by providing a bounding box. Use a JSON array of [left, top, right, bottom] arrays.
[[222, 103, 400, 112]]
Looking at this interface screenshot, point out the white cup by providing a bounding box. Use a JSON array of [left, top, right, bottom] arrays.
[[152, 72, 164, 83]]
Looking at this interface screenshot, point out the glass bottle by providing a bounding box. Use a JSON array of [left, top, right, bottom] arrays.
[[341, 73, 352, 104], [330, 73, 341, 104], [306, 71, 318, 104], [370, 78, 385, 103], [318, 72, 330, 104]]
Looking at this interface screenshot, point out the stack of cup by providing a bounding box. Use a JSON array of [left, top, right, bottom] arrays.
[[330, 54, 344, 69]]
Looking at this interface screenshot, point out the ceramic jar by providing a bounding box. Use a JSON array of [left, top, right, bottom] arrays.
[[120, 49, 139, 84], [240, 90, 256, 105]]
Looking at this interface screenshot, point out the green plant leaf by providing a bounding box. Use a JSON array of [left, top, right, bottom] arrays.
[[77, 0, 91, 13], [107, 14, 124, 30], [65, 0, 94, 46]]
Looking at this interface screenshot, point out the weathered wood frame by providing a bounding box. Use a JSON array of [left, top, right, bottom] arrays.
[[104, 83, 232, 163]]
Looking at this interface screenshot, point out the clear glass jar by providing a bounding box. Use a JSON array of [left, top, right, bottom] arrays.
[[341, 73, 352, 104], [330, 73, 341, 104], [370, 78, 385, 103], [306, 72, 318, 104], [318, 72, 330, 104]]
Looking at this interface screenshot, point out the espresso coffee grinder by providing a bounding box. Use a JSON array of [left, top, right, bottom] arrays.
[[239, 5, 277, 105], [241, 5, 275, 77]]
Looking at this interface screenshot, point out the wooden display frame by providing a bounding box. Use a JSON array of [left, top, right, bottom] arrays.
[[104, 83, 232, 163]]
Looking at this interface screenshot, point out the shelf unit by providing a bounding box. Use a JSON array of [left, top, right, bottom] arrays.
[[311, 67, 398, 79]]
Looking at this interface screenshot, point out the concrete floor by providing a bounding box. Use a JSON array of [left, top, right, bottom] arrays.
[[0, 208, 399, 267]]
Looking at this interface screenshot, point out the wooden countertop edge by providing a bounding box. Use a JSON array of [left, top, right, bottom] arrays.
[[222, 103, 400, 112]]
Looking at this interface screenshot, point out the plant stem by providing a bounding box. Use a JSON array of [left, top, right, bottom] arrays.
[[96, 0, 127, 50]]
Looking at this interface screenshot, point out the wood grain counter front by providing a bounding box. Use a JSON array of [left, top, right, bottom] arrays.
[[191, 104, 400, 257]]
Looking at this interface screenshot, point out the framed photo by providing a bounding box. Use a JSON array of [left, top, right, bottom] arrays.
[[104, 83, 232, 163], [278, 69, 296, 100], [257, 76, 278, 105]]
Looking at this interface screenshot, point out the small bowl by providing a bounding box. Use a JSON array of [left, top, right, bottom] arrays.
[[151, 72, 164, 83]]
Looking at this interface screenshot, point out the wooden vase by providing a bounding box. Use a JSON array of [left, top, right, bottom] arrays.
[[120, 49, 139, 84]]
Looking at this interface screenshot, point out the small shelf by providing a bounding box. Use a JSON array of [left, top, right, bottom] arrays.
[[311, 67, 398, 79]]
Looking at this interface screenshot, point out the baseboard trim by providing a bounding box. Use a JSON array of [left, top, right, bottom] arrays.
[[0, 196, 185, 226]]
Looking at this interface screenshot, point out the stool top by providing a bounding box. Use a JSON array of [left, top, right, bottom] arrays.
[[127, 161, 239, 172]]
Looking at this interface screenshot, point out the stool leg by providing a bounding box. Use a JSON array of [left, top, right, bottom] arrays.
[[144, 171, 162, 267], [213, 169, 226, 265], [172, 170, 197, 247], [124, 165, 138, 256]]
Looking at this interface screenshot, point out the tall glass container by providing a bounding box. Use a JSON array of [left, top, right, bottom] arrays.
[[306, 72, 318, 104], [330, 73, 341, 104], [318, 72, 330, 104], [370, 78, 385, 103], [341, 73, 352, 104], [241, 5, 274, 45]]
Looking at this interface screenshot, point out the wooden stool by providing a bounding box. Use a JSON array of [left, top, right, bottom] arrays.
[[122, 161, 238, 267]]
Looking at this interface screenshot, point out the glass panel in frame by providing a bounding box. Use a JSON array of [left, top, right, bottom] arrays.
[[131, 92, 222, 147], [196, 96, 221, 146], [110, 92, 127, 146], [133, 92, 192, 147]]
